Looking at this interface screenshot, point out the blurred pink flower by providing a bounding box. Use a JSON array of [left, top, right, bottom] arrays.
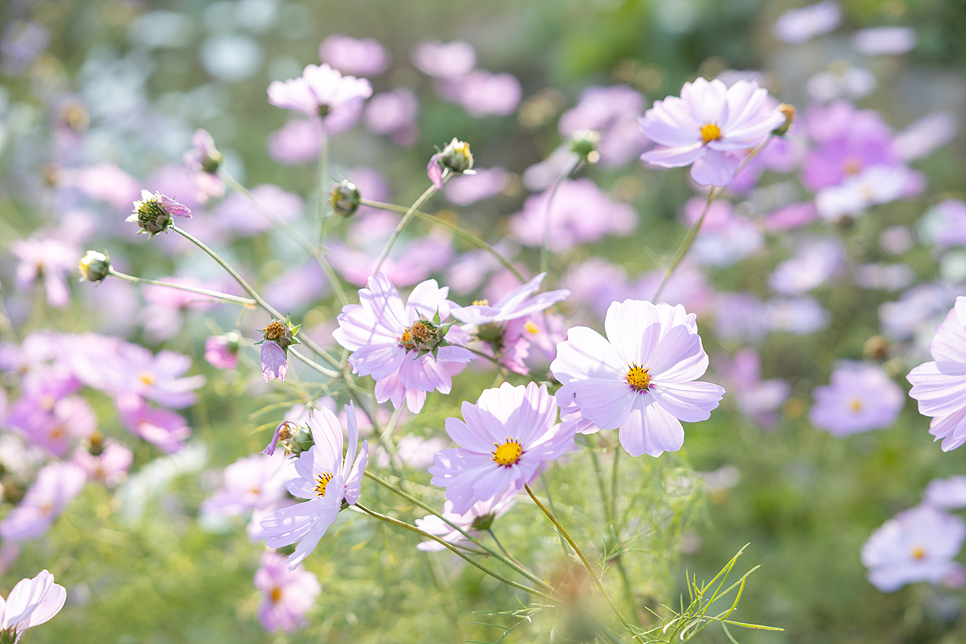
[[319, 34, 390, 76], [205, 333, 241, 370], [72, 440, 133, 487], [449, 70, 522, 117], [255, 550, 321, 632], [0, 462, 86, 542], [267, 64, 371, 129], [810, 362, 904, 435], [558, 85, 649, 167], [415, 489, 517, 551], [115, 393, 191, 453], [444, 167, 509, 205], [364, 88, 419, 145], [11, 237, 76, 308], [894, 112, 959, 161], [852, 27, 917, 56], [772, 1, 841, 43], [64, 163, 141, 212], [267, 119, 325, 165], [412, 40, 476, 79]]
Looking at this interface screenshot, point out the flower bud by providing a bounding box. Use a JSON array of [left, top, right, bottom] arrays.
[[438, 138, 474, 174], [569, 129, 601, 164], [125, 190, 192, 237], [329, 179, 361, 217], [772, 103, 796, 136], [78, 250, 111, 282]]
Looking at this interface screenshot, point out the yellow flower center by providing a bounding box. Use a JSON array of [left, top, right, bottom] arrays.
[[700, 123, 722, 143], [524, 320, 540, 335], [39, 394, 56, 411], [626, 364, 651, 391], [138, 371, 155, 386], [492, 438, 524, 467], [263, 320, 287, 341], [911, 546, 926, 560], [472, 299, 489, 306], [843, 157, 862, 175], [314, 472, 334, 497], [400, 321, 433, 351], [270, 587, 283, 603], [849, 398, 864, 413], [48, 425, 65, 441]]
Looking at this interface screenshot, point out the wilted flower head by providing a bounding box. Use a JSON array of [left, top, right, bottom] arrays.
[[640, 78, 786, 186], [78, 250, 110, 283], [0, 570, 66, 642], [258, 319, 300, 383], [126, 190, 191, 237]]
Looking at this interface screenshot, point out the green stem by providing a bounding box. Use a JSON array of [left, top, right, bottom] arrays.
[[108, 268, 256, 307], [354, 503, 555, 601], [372, 182, 440, 276], [525, 484, 633, 632], [170, 224, 342, 369], [219, 169, 348, 307], [360, 198, 525, 284], [540, 158, 583, 275], [364, 471, 552, 592], [289, 347, 339, 378], [591, 446, 637, 624]]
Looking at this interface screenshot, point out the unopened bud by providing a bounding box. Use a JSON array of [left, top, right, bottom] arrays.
[[773, 103, 796, 136], [864, 335, 889, 361], [439, 138, 474, 174], [569, 129, 601, 164], [79, 250, 111, 282], [329, 179, 361, 217]]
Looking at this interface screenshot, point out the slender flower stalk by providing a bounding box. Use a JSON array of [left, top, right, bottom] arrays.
[[354, 503, 556, 601], [360, 198, 525, 283], [372, 182, 440, 276], [540, 157, 584, 275], [524, 483, 634, 632], [107, 268, 256, 307], [170, 224, 342, 370]]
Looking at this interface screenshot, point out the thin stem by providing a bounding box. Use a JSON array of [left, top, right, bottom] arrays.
[[364, 471, 552, 592], [610, 446, 621, 529], [354, 503, 555, 600], [315, 123, 329, 226], [170, 224, 342, 369], [525, 484, 633, 632], [372, 182, 440, 276], [220, 168, 348, 307], [360, 198, 525, 284], [540, 158, 583, 275], [108, 268, 256, 307], [289, 347, 340, 378]]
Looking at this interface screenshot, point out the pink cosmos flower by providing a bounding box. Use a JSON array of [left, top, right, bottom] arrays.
[[449, 70, 522, 117], [894, 112, 958, 161], [772, 1, 842, 43], [444, 168, 510, 206], [267, 119, 325, 165], [72, 439, 133, 487], [85, 343, 205, 409], [182, 129, 225, 203], [6, 394, 96, 457], [862, 505, 965, 592], [551, 300, 725, 458], [0, 462, 86, 542], [364, 89, 419, 146], [810, 362, 904, 435], [908, 297, 966, 451], [428, 382, 574, 515], [815, 164, 922, 220], [126, 190, 192, 237], [63, 163, 141, 212], [332, 275, 474, 413], [0, 570, 66, 641], [11, 237, 76, 308], [716, 348, 790, 429], [203, 451, 294, 539], [852, 26, 917, 56], [319, 35, 390, 76], [924, 476, 966, 510], [259, 403, 369, 569], [412, 41, 476, 79], [115, 393, 191, 453], [768, 237, 844, 294], [204, 333, 241, 370], [640, 78, 786, 186], [558, 85, 649, 167], [267, 63, 372, 125], [260, 341, 288, 383], [415, 489, 517, 551], [254, 550, 321, 632]]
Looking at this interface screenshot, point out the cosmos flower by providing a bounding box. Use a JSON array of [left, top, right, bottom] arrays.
[[862, 505, 965, 592], [0, 462, 86, 542], [415, 489, 517, 551], [428, 382, 574, 515], [908, 297, 966, 451], [319, 34, 390, 76], [923, 476, 966, 510], [333, 275, 474, 413], [254, 550, 321, 632], [0, 570, 67, 642], [126, 190, 191, 237], [639, 78, 786, 186], [852, 26, 917, 56], [551, 299, 725, 458], [204, 333, 241, 370], [771, 1, 842, 43], [267, 63, 372, 126], [11, 237, 76, 308], [810, 362, 904, 435], [259, 403, 369, 569], [411, 40, 476, 79]]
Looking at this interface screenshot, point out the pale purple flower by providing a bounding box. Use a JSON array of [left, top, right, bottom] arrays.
[[879, 226, 914, 255], [717, 348, 790, 429], [333, 275, 473, 413], [711, 293, 769, 343], [202, 451, 292, 520], [679, 197, 763, 267], [862, 505, 965, 592], [364, 89, 419, 146], [205, 333, 241, 370], [0, 570, 66, 641], [451, 273, 569, 374], [810, 362, 904, 435], [115, 393, 191, 453], [445, 243, 522, 296], [551, 300, 725, 458], [328, 235, 453, 288], [908, 297, 966, 451], [894, 112, 958, 161], [768, 237, 845, 294], [558, 85, 649, 167], [429, 382, 573, 514], [765, 296, 830, 334], [923, 200, 966, 249], [449, 70, 522, 117], [415, 490, 517, 551], [6, 394, 96, 457], [259, 403, 369, 569], [815, 164, 922, 220], [852, 27, 917, 56], [562, 259, 632, 321], [0, 462, 86, 542], [142, 276, 218, 341], [924, 476, 966, 510], [412, 41, 476, 79], [879, 283, 958, 341], [72, 440, 133, 487], [126, 190, 192, 237], [762, 202, 820, 232], [213, 184, 303, 237], [444, 168, 510, 206], [63, 163, 141, 212], [633, 259, 713, 315], [772, 1, 842, 43], [522, 145, 580, 191], [254, 550, 321, 632], [510, 178, 637, 252], [260, 341, 288, 383], [376, 435, 446, 470], [267, 63, 372, 126], [807, 64, 877, 103], [11, 238, 76, 308], [267, 119, 325, 165], [94, 343, 205, 409], [639, 78, 786, 187], [852, 263, 914, 291], [319, 35, 390, 76]]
